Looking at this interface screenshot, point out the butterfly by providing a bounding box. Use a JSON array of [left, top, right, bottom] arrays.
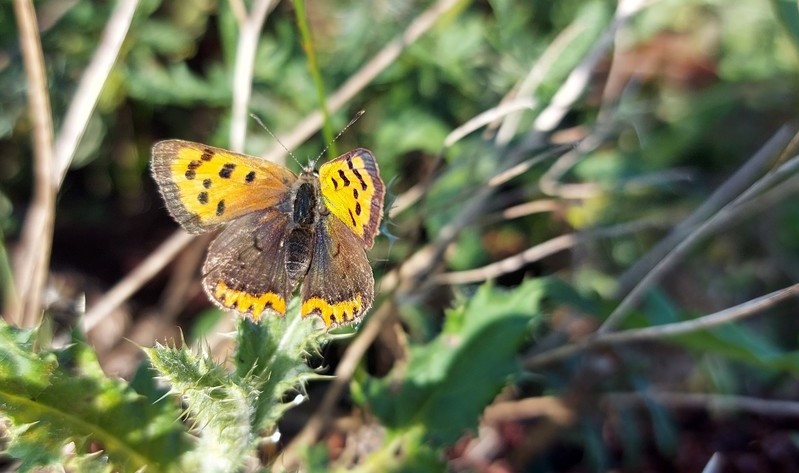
[[151, 140, 385, 327]]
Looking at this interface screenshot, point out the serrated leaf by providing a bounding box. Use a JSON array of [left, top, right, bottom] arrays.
[[145, 299, 327, 472], [235, 303, 327, 430], [361, 279, 546, 446], [146, 341, 256, 473], [0, 322, 190, 472]]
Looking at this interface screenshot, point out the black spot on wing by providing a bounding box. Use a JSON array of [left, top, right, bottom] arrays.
[[220, 163, 236, 179], [337, 169, 351, 187], [348, 209, 356, 226], [351, 168, 368, 190], [216, 200, 226, 216], [201, 149, 214, 161], [355, 202, 361, 215], [186, 160, 201, 179], [331, 177, 339, 189], [245, 171, 256, 182], [198, 191, 209, 204], [203, 178, 212, 189]]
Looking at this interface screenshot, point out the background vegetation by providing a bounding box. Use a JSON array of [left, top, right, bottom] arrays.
[[3, 0, 799, 471]]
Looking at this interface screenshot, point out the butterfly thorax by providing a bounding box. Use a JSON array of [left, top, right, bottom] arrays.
[[284, 172, 324, 284]]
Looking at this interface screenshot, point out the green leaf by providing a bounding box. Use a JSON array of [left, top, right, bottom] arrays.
[[0, 322, 190, 472], [360, 280, 546, 447]]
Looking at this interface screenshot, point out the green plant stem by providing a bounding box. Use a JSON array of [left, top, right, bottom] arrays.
[[293, 0, 336, 158]]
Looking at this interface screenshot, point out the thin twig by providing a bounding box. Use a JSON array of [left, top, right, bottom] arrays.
[[614, 126, 796, 297], [532, 0, 649, 134], [388, 181, 425, 218], [702, 453, 723, 473], [536, 0, 652, 198], [444, 98, 536, 148], [483, 396, 575, 425], [478, 199, 560, 226], [538, 128, 611, 197], [605, 391, 799, 418], [524, 283, 799, 368], [83, 231, 195, 332], [293, 0, 335, 155], [226, 0, 248, 27], [486, 147, 568, 188], [494, 23, 584, 146], [52, 0, 140, 187], [600, 149, 799, 333], [11, 0, 56, 326], [433, 217, 671, 286], [230, 0, 277, 152]]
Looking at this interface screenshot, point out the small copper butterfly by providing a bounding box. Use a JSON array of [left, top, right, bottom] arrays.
[[151, 140, 385, 327]]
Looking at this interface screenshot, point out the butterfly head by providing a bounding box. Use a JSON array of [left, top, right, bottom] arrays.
[[301, 162, 320, 177]]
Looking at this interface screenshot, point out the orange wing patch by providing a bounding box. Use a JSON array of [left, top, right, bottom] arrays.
[[151, 140, 296, 233], [301, 295, 363, 327], [318, 148, 385, 247], [212, 280, 287, 320]]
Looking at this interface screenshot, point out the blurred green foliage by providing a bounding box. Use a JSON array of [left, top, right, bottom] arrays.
[[2, 0, 799, 471]]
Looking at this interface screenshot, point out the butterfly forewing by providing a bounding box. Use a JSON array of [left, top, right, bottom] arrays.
[[317, 148, 385, 248], [151, 140, 296, 233]]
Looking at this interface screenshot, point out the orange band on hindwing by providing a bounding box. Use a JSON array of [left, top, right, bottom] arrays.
[[301, 296, 364, 327], [213, 281, 287, 320]]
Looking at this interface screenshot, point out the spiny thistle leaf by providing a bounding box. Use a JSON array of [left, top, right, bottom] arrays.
[[145, 300, 327, 472], [0, 321, 191, 472], [145, 341, 258, 473], [359, 279, 547, 460]]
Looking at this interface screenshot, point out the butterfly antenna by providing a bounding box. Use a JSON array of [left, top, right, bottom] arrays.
[[311, 110, 365, 168], [250, 113, 303, 168]]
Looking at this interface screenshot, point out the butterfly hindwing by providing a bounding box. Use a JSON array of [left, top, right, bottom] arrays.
[[300, 215, 375, 327], [151, 139, 296, 233], [202, 209, 293, 319], [318, 148, 385, 248]]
